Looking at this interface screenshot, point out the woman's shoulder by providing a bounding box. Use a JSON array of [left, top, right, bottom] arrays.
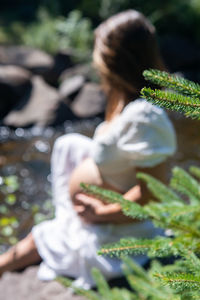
[[120, 98, 172, 129], [122, 98, 167, 121]]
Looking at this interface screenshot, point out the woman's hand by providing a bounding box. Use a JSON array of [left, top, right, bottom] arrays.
[[73, 193, 106, 223], [73, 193, 135, 224]]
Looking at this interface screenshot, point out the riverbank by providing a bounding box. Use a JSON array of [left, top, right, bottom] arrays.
[[0, 266, 86, 300]]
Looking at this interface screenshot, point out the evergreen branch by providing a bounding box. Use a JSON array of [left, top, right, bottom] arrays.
[[137, 172, 183, 204], [120, 200, 149, 220], [91, 268, 111, 299], [154, 272, 200, 292], [110, 288, 137, 300], [189, 166, 200, 180], [57, 277, 100, 300], [165, 220, 200, 238], [81, 183, 148, 219], [80, 183, 126, 205], [99, 237, 178, 258], [126, 274, 173, 300], [146, 203, 200, 222], [122, 256, 151, 282], [99, 239, 150, 257], [170, 167, 200, 204], [141, 88, 200, 119], [178, 249, 200, 277], [143, 69, 200, 98], [123, 259, 177, 300]]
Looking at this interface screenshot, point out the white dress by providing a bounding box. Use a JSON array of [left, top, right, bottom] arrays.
[[32, 99, 176, 289]]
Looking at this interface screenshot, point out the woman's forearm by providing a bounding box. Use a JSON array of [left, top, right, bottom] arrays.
[[95, 203, 137, 224]]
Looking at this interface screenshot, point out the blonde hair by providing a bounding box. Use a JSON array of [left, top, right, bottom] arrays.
[[93, 10, 166, 120]]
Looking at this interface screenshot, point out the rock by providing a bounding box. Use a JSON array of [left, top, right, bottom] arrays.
[[160, 35, 200, 72], [3, 76, 76, 127], [0, 65, 32, 119], [59, 75, 86, 102], [0, 64, 31, 88], [0, 45, 54, 76], [70, 82, 106, 118], [60, 63, 98, 83], [0, 266, 86, 300]]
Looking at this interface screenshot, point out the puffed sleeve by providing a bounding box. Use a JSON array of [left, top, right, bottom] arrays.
[[91, 99, 176, 175]]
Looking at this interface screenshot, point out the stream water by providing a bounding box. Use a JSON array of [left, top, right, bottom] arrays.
[[0, 113, 200, 252]]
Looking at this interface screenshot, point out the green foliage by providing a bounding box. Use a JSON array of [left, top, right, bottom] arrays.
[[143, 70, 200, 98], [0, 9, 93, 62], [170, 167, 200, 205], [141, 69, 200, 120], [22, 9, 93, 60], [79, 166, 200, 299]]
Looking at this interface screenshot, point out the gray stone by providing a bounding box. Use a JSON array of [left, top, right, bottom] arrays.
[[59, 75, 85, 102], [70, 83, 106, 118], [0, 266, 86, 300], [0, 65, 32, 119], [60, 63, 98, 83], [3, 76, 60, 127], [0, 45, 54, 75], [0, 64, 31, 87]]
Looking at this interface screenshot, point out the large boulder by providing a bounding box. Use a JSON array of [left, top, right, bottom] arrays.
[[70, 82, 106, 118], [3, 76, 77, 127], [0, 65, 32, 119]]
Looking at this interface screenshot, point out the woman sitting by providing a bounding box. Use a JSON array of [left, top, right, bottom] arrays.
[[0, 10, 176, 289]]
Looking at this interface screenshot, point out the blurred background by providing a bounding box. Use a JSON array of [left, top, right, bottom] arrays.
[[1, 0, 200, 260], [1, 0, 200, 128]]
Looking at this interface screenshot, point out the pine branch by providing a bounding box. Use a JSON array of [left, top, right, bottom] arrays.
[[164, 220, 200, 238], [170, 167, 200, 204], [110, 288, 137, 300], [141, 87, 200, 119], [126, 274, 172, 300], [120, 200, 149, 220], [81, 183, 148, 220], [143, 69, 200, 98], [123, 259, 176, 300], [80, 183, 126, 205], [91, 268, 111, 299], [122, 256, 150, 282], [178, 249, 200, 277], [57, 277, 100, 300], [137, 172, 183, 204], [189, 166, 200, 180], [99, 237, 178, 258], [154, 272, 200, 292], [146, 202, 200, 222]]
